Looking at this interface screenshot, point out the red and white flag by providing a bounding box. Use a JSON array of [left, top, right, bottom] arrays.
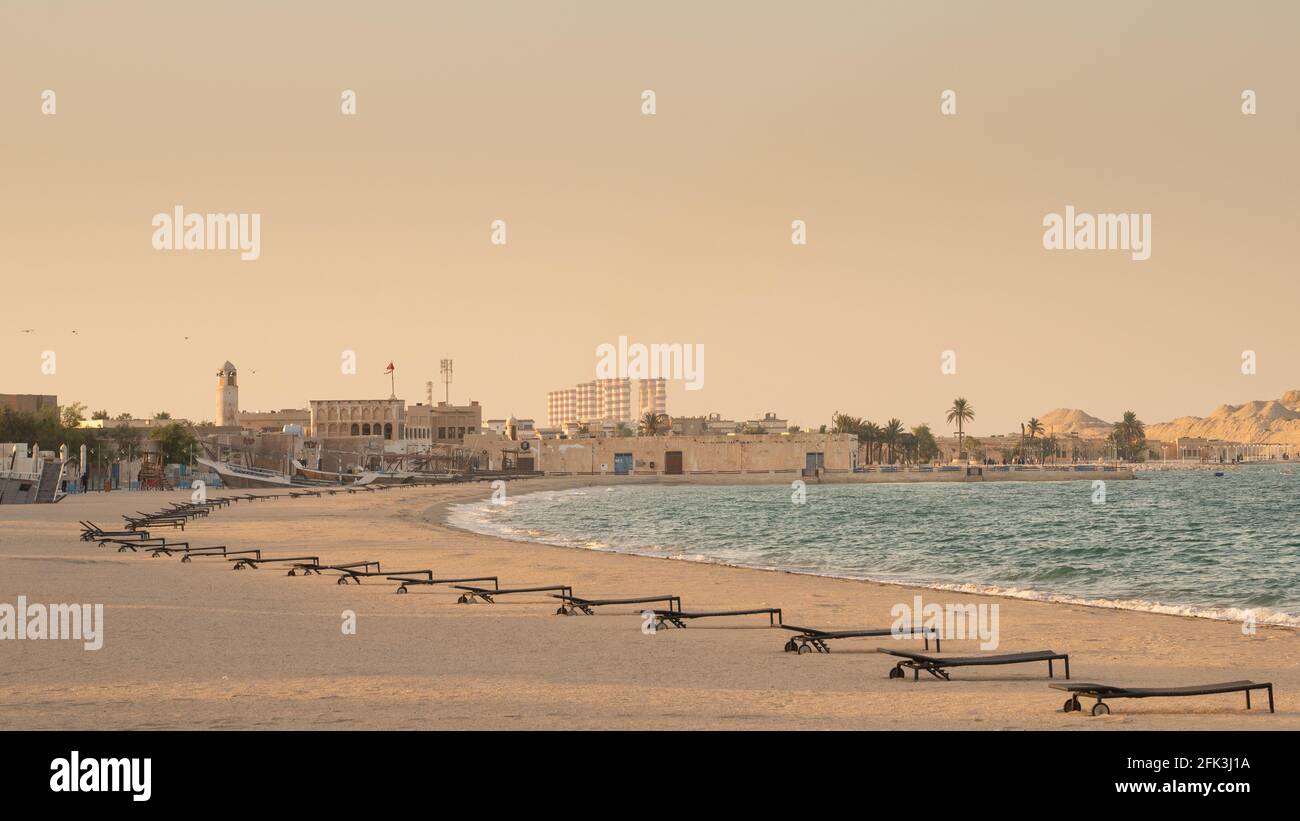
[[384, 362, 395, 374]]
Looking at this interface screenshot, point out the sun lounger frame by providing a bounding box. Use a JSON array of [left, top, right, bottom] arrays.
[[453, 584, 573, 604], [99, 537, 183, 553], [80, 521, 149, 541], [652, 608, 783, 629], [229, 555, 320, 570], [1051, 680, 1274, 716], [390, 575, 498, 594], [174, 547, 263, 563], [781, 625, 940, 654], [553, 594, 683, 616], [880, 647, 1069, 681]]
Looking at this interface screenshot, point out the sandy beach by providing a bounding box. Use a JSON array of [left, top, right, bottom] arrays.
[[1, 478, 1295, 730]]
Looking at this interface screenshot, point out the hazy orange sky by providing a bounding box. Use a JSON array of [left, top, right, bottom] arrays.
[[2, 1, 1296, 434]]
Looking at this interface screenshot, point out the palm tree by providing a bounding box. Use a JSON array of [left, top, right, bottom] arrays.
[[946, 398, 974, 461], [882, 418, 904, 464], [831, 412, 862, 436], [1025, 418, 1044, 463], [1111, 410, 1145, 461], [638, 411, 667, 436], [861, 421, 881, 465]]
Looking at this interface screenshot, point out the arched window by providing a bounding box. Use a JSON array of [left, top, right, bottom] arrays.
[[350, 423, 359, 436], [384, 423, 393, 440]]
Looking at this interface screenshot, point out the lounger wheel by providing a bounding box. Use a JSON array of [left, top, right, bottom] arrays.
[[337, 577, 349, 585], [181, 556, 191, 563], [556, 606, 570, 615], [1063, 698, 1082, 713], [797, 644, 812, 654], [287, 569, 297, 576], [1091, 702, 1110, 716], [396, 586, 408, 595], [888, 666, 904, 679], [457, 594, 468, 604], [784, 639, 798, 653]]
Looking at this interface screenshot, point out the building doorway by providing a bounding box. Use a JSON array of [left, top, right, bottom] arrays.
[[664, 451, 683, 475]]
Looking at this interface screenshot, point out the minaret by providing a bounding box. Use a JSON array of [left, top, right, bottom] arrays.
[[216, 361, 239, 427]]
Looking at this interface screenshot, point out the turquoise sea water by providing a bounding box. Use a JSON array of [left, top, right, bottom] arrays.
[[447, 466, 1300, 625]]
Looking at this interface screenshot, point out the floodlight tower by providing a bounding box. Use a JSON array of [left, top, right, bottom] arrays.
[[440, 359, 453, 404]]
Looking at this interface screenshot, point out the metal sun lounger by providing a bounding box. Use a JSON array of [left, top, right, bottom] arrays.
[[390, 575, 498, 594], [229, 555, 320, 570], [99, 537, 182, 553], [1052, 680, 1275, 716], [146, 543, 222, 558], [172, 546, 264, 563], [553, 594, 682, 616], [293, 563, 435, 585], [287, 560, 380, 578], [453, 584, 573, 604], [780, 625, 940, 654], [81, 521, 147, 541], [651, 608, 784, 629], [879, 647, 1070, 681], [126, 511, 187, 528]]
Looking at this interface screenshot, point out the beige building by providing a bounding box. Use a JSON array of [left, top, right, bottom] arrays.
[[309, 398, 405, 440], [463, 431, 858, 475], [671, 413, 736, 436], [239, 408, 311, 433], [405, 400, 482, 443], [546, 378, 642, 427], [637, 377, 667, 418]]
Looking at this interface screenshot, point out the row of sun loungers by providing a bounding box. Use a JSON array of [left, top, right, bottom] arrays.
[[78, 492, 1276, 717]]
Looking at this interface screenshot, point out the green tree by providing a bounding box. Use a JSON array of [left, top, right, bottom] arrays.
[[1110, 410, 1146, 461], [638, 411, 667, 436], [861, 421, 881, 465], [830, 412, 862, 436], [881, 418, 904, 464], [61, 401, 87, 428], [153, 411, 172, 420], [149, 422, 198, 466], [911, 424, 941, 463], [91, 409, 110, 420], [946, 398, 975, 459]]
